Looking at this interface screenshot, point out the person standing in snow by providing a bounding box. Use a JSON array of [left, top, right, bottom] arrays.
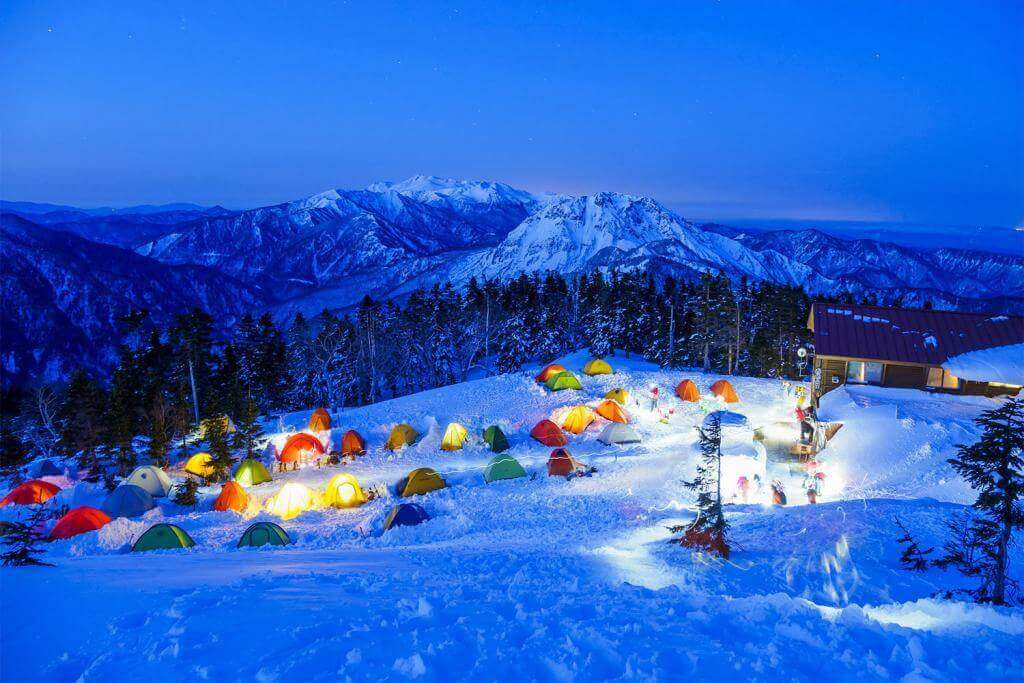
[[647, 384, 660, 413], [736, 475, 750, 503]]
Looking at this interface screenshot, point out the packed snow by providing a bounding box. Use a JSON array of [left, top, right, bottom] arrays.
[[942, 342, 1024, 387], [2, 352, 1022, 681]]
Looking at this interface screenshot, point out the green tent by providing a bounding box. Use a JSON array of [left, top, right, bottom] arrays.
[[234, 459, 272, 487], [484, 455, 527, 483], [132, 523, 195, 552], [482, 425, 510, 453], [545, 371, 582, 391], [237, 521, 291, 548]]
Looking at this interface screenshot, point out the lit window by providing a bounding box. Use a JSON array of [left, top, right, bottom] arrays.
[[927, 368, 961, 390], [847, 361, 883, 384]]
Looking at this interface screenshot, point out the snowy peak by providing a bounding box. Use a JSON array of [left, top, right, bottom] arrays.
[[367, 175, 543, 210]]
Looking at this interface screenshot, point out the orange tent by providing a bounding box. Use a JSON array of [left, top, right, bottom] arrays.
[[49, 506, 111, 540], [213, 481, 248, 513], [676, 379, 700, 402], [341, 429, 366, 456], [595, 400, 630, 424], [308, 407, 331, 432], [534, 363, 567, 383], [530, 419, 568, 447], [560, 406, 596, 435], [710, 379, 740, 403], [548, 448, 585, 477], [279, 433, 326, 463], [0, 479, 60, 508]]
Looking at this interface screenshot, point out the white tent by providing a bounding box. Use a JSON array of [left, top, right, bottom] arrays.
[[597, 422, 641, 445]]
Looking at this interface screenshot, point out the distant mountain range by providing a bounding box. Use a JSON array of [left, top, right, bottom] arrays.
[[3, 176, 1022, 384]]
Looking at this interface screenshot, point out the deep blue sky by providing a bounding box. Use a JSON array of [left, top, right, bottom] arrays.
[[2, 1, 1021, 227]]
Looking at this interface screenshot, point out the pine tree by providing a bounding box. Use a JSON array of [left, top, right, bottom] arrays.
[[233, 396, 264, 460], [204, 418, 233, 483], [0, 505, 54, 567], [172, 477, 200, 507], [936, 399, 1024, 605], [671, 411, 730, 558], [895, 517, 933, 572], [147, 395, 172, 468]]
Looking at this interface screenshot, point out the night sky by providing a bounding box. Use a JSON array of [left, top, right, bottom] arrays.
[[2, 1, 1021, 227]]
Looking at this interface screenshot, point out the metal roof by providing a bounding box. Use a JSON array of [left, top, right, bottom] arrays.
[[808, 302, 1024, 366]]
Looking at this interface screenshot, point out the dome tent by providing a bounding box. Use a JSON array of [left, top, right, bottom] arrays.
[[597, 422, 641, 445], [385, 423, 419, 451], [101, 484, 156, 519], [441, 422, 469, 451], [0, 479, 60, 508], [35, 459, 64, 477], [213, 481, 248, 513], [49, 506, 111, 540], [126, 465, 173, 498], [266, 483, 317, 520], [545, 371, 582, 392], [324, 473, 367, 508], [710, 379, 740, 403], [583, 358, 613, 376], [676, 379, 700, 402], [396, 468, 446, 498], [604, 388, 629, 405], [548, 448, 586, 477], [595, 400, 630, 424], [308, 407, 331, 432], [341, 429, 366, 456], [234, 459, 272, 487], [184, 452, 214, 479], [534, 363, 567, 383], [482, 425, 510, 453], [279, 433, 325, 464], [132, 523, 194, 552], [484, 455, 527, 483], [560, 406, 596, 435], [237, 521, 291, 548], [384, 503, 430, 531], [530, 420, 568, 447]]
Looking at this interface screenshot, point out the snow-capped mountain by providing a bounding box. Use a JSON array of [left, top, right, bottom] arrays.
[[5, 176, 1023, 382]]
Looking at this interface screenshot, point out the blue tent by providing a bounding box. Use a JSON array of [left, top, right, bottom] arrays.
[[383, 503, 429, 531], [35, 459, 63, 477], [101, 484, 157, 519]]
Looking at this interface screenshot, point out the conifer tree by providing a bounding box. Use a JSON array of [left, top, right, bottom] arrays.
[[671, 411, 730, 558], [204, 418, 233, 483], [0, 505, 54, 567], [172, 477, 200, 507], [233, 396, 264, 460], [895, 517, 933, 572], [147, 395, 171, 469]]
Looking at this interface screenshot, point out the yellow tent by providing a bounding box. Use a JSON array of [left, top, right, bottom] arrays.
[[386, 423, 419, 451], [198, 415, 235, 440], [441, 422, 469, 451], [604, 388, 629, 405], [583, 358, 613, 376], [398, 467, 446, 497], [323, 473, 366, 508], [560, 405, 596, 435], [266, 482, 317, 520], [184, 452, 214, 478]]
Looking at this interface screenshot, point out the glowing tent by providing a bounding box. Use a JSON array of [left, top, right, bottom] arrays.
[[534, 363, 567, 383], [324, 473, 367, 508], [710, 379, 740, 403], [0, 479, 60, 508], [530, 420, 568, 447], [279, 433, 326, 464], [101, 484, 156, 519], [384, 503, 429, 531], [396, 468, 446, 498], [441, 422, 469, 451], [237, 521, 291, 548], [676, 379, 700, 402], [132, 523, 194, 552], [483, 455, 527, 483], [266, 482, 317, 520], [597, 422, 641, 445], [234, 459, 272, 487], [596, 399, 630, 424], [49, 506, 111, 540], [583, 358, 613, 376], [482, 425, 510, 453], [341, 429, 366, 456], [385, 423, 419, 451], [126, 465, 173, 498], [604, 388, 629, 405], [184, 452, 214, 478], [213, 481, 248, 513], [308, 407, 331, 432], [560, 405, 596, 435], [545, 371, 582, 391], [198, 415, 235, 440], [548, 448, 586, 477]]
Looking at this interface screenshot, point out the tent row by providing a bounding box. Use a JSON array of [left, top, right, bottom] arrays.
[[675, 379, 740, 403], [531, 418, 640, 447]]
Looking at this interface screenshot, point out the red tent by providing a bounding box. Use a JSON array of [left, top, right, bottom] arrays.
[[0, 479, 60, 508], [547, 448, 585, 477], [530, 420, 568, 447], [279, 433, 326, 463], [341, 429, 366, 456], [49, 506, 111, 540], [534, 363, 567, 383]]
